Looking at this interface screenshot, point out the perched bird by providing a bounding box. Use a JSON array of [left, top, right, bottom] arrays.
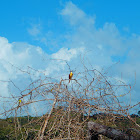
[[30, 91, 32, 100], [18, 99, 22, 106], [19, 99, 21, 103], [69, 71, 73, 83]]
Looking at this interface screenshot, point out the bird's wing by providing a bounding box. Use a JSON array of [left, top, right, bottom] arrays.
[[69, 74, 71, 79]]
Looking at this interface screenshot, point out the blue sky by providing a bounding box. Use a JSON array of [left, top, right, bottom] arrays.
[[0, 0, 140, 116], [1, 0, 140, 44]]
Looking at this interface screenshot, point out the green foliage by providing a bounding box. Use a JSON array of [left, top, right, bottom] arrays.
[[0, 120, 12, 140], [26, 131, 36, 140], [0, 113, 139, 139], [136, 117, 140, 124], [138, 111, 140, 116]]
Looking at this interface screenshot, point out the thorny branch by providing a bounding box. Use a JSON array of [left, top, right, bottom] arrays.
[[0, 61, 139, 140]]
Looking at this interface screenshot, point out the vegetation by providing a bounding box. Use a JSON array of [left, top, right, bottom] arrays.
[[0, 61, 140, 139], [0, 111, 140, 139]]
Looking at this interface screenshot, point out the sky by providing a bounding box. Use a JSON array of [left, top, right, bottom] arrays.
[[0, 0, 140, 116]]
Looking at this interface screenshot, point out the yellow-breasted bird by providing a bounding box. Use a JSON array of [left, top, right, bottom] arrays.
[[69, 71, 73, 83], [18, 99, 22, 106]]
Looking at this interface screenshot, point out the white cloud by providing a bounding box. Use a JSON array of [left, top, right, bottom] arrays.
[[60, 1, 95, 27], [0, 36, 83, 98], [28, 24, 41, 36], [51, 47, 83, 61], [0, 37, 46, 96]]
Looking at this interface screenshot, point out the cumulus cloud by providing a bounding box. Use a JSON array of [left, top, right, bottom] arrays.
[[0, 37, 43, 100], [0, 35, 83, 96], [52, 47, 84, 61]]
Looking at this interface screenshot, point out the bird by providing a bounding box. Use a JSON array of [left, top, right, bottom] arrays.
[[18, 99, 22, 107], [69, 71, 73, 83], [30, 91, 32, 100]]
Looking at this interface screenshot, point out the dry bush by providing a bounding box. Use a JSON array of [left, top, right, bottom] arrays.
[[0, 61, 139, 140]]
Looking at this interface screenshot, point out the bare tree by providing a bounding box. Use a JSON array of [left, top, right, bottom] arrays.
[[0, 60, 139, 140]]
